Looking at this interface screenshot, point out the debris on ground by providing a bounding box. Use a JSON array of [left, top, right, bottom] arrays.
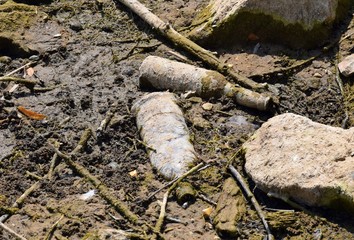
[[0, 0, 353, 239], [132, 92, 197, 179]]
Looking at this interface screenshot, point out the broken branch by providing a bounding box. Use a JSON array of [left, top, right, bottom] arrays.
[[152, 162, 205, 238], [228, 165, 273, 240], [50, 144, 140, 224], [44, 214, 64, 240], [154, 191, 169, 236], [0, 76, 38, 88]]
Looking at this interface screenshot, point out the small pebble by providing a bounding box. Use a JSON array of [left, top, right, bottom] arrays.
[[313, 73, 322, 78], [29, 55, 40, 61], [202, 103, 213, 111], [107, 161, 119, 170], [129, 170, 138, 178]]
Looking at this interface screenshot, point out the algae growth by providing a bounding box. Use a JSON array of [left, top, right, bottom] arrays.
[[0, 0, 40, 57], [188, 0, 353, 49]]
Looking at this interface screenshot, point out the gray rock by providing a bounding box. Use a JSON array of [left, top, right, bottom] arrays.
[[338, 54, 354, 77], [188, 0, 352, 48], [244, 113, 354, 212]]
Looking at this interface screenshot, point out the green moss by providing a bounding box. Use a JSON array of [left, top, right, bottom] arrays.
[[0, 0, 37, 32], [198, 166, 223, 195], [200, 70, 227, 98], [319, 185, 354, 214], [81, 231, 100, 240], [0, 1, 39, 57], [0, 206, 19, 215], [9, 150, 24, 163]]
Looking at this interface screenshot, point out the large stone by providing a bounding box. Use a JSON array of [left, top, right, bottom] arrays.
[[243, 113, 354, 213], [188, 0, 352, 48]]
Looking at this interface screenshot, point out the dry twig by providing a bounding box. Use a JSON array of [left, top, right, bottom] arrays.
[[196, 193, 217, 206], [152, 162, 205, 239], [154, 191, 169, 235], [0, 222, 27, 240], [4, 62, 36, 77], [141, 177, 178, 203], [44, 214, 64, 240], [228, 165, 274, 240], [0, 76, 38, 88]]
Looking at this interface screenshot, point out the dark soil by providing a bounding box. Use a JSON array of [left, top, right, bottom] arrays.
[[0, 0, 353, 239]]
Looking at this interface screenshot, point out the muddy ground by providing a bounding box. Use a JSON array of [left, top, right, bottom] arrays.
[[0, 0, 353, 239]]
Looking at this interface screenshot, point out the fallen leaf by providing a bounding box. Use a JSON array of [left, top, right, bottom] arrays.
[[26, 67, 35, 77], [17, 106, 46, 120]]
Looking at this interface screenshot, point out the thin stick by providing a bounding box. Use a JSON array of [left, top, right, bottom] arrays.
[[71, 128, 92, 154], [152, 162, 205, 238], [4, 62, 36, 77], [50, 146, 140, 224], [0, 76, 38, 87], [47, 153, 58, 180], [266, 192, 310, 214], [196, 193, 217, 206], [334, 53, 349, 129], [166, 50, 194, 65], [25, 171, 43, 180], [58, 117, 71, 128], [0, 222, 27, 240], [146, 163, 210, 203], [165, 216, 187, 226], [44, 214, 64, 240], [97, 111, 114, 134], [33, 86, 58, 92], [228, 165, 273, 240], [117, 0, 265, 90], [1, 61, 37, 99], [168, 163, 205, 193], [264, 207, 295, 213], [141, 177, 178, 203], [154, 191, 168, 234]]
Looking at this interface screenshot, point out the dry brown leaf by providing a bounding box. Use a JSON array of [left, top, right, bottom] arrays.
[[17, 106, 46, 120], [26, 67, 35, 77]]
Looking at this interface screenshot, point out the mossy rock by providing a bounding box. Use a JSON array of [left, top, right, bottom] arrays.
[[0, 0, 40, 57], [188, 0, 353, 49]]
